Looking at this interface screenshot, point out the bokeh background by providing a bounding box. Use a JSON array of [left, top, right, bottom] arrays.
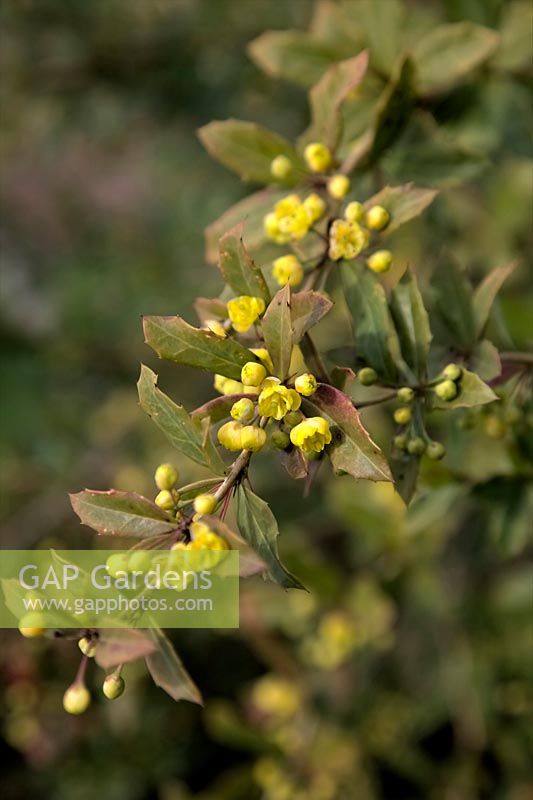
[[1, 1, 531, 799]]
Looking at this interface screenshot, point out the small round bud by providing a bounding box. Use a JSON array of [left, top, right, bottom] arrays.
[[397, 387, 414, 404], [442, 363, 462, 381], [270, 154, 292, 180], [240, 426, 267, 452], [231, 397, 255, 423], [241, 361, 267, 387], [155, 490, 175, 511], [284, 410, 304, 429], [484, 414, 507, 439], [103, 673, 125, 700], [407, 437, 427, 456], [393, 433, 408, 451], [154, 463, 178, 491], [272, 254, 304, 288], [365, 205, 390, 231], [78, 636, 96, 658], [367, 250, 392, 273], [426, 441, 445, 460], [271, 429, 290, 450], [358, 367, 378, 386], [63, 684, 91, 715], [435, 380, 459, 402], [303, 192, 326, 222], [327, 174, 350, 199], [128, 550, 153, 573], [217, 420, 244, 451], [193, 494, 217, 516], [294, 373, 318, 397], [393, 407, 412, 425], [18, 613, 45, 638], [205, 319, 226, 337], [304, 142, 332, 172], [106, 553, 130, 577], [345, 201, 364, 222]]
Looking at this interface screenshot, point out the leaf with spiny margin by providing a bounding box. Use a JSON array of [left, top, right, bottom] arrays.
[[363, 183, 438, 236], [473, 261, 517, 338], [290, 290, 333, 344], [145, 626, 202, 704], [390, 268, 432, 380], [235, 484, 305, 590], [218, 225, 270, 304], [341, 262, 403, 382], [261, 284, 293, 380], [194, 297, 227, 325], [430, 368, 498, 409], [198, 119, 305, 185], [95, 629, 157, 669], [143, 316, 257, 381], [69, 489, 177, 538], [304, 384, 392, 482], [202, 516, 266, 578], [137, 365, 225, 475], [302, 51, 369, 150]]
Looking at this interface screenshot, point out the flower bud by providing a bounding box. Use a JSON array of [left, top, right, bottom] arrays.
[[407, 437, 426, 456], [272, 254, 303, 288], [303, 192, 326, 222], [327, 174, 350, 199], [155, 490, 175, 511], [393, 434, 408, 451], [193, 494, 217, 516], [367, 250, 392, 273], [240, 426, 267, 452], [394, 407, 412, 425], [294, 373, 318, 396], [18, 612, 45, 638], [128, 550, 153, 573], [231, 397, 255, 423], [270, 154, 292, 180], [426, 441, 445, 460], [284, 410, 304, 429], [217, 420, 244, 451], [435, 380, 458, 401], [271, 429, 290, 450], [442, 363, 462, 381], [103, 674, 125, 700], [154, 463, 178, 491], [241, 361, 267, 387], [63, 683, 91, 715], [365, 205, 390, 231], [344, 201, 364, 222], [397, 387, 414, 404], [205, 319, 226, 337], [358, 367, 378, 385], [106, 553, 130, 577], [304, 142, 332, 172], [78, 636, 96, 658]]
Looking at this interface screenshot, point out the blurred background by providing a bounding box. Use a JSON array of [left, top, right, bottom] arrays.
[[0, 1, 531, 799]]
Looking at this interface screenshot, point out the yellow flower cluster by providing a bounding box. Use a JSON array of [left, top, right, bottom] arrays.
[[264, 193, 326, 244], [187, 520, 229, 551], [329, 218, 369, 261], [329, 203, 393, 269], [227, 295, 265, 333], [290, 416, 332, 455], [258, 378, 302, 421]]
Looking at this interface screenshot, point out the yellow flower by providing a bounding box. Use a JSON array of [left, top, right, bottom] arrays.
[[227, 295, 265, 333], [250, 348, 275, 374], [240, 425, 267, 452], [189, 522, 229, 551], [367, 249, 392, 273], [329, 218, 369, 261], [204, 319, 226, 337], [290, 416, 332, 455], [258, 380, 301, 421], [214, 374, 245, 395], [264, 194, 312, 243], [327, 174, 350, 199], [272, 255, 303, 288], [231, 397, 255, 423], [217, 420, 244, 451], [304, 142, 332, 172], [241, 361, 267, 386], [303, 192, 326, 223]]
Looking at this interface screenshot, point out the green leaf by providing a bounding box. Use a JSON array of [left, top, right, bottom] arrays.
[[143, 316, 256, 380], [191, 393, 256, 425], [261, 284, 293, 380], [390, 268, 432, 380], [197, 119, 304, 184], [137, 365, 225, 474], [304, 51, 369, 150], [391, 453, 420, 505], [145, 627, 202, 704], [354, 0, 406, 75], [235, 484, 304, 590], [248, 30, 345, 87], [473, 261, 516, 338], [341, 262, 403, 382], [469, 339, 502, 382], [412, 22, 500, 96], [431, 260, 476, 351], [431, 368, 498, 409], [218, 225, 270, 304], [69, 489, 177, 538], [95, 630, 157, 670], [202, 516, 266, 578], [368, 57, 416, 165], [363, 182, 438, 235], [194, 297, 227, 325], [205, 187, 286, 265], [290, 290, 333, 343], [304, 384, 392, 482], [493, 1, 533, 73]]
